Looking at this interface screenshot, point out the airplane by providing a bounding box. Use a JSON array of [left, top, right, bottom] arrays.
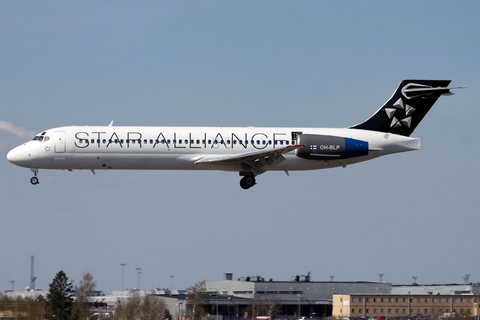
[[7, 80, 462, 189]]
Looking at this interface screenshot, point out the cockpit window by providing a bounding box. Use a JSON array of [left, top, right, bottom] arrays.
[[33, 134, 50, 142]]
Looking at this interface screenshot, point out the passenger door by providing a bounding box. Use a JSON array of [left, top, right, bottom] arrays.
[[54, 131, 66, 153]]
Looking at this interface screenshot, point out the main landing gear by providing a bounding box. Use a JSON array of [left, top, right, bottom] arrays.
[[240, 173, 256, 190], [30, 168, 39, 185]]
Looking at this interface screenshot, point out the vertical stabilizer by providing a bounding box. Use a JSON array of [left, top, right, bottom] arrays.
[[350, 80, 453, 136]]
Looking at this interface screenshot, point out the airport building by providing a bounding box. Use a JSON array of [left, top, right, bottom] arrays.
[[332, 292, 480, 319], [201, 273, 391, 319], [203, 274, 480, 319], [2, 273, 480, 319]]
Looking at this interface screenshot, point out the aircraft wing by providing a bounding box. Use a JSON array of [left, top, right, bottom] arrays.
[[193, 145, 305, 175]]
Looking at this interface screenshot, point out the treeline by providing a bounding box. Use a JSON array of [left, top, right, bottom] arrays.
[[0, 293, 45, 319], [114, 291, 171, 320], [0, 270, 173, 320]]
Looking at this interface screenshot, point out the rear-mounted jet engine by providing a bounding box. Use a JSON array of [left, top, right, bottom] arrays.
[[296, 134, 369, 160]]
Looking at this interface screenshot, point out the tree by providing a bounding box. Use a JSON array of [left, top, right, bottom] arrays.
[[186, 281, 210, 320], [245, 292, 260, 320], [113, 291, 167, 320], [114, 291, 142, 320], [163, 308, 172, 320], [0, 293, 46, 320], [259, 296, 281, 320], [46, 270, 74, 320], [140, 293, 168, 320], [25, 295, 47, 320], [72, 272, 97, 320]]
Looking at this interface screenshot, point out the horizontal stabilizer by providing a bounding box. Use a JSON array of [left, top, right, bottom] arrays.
[[403, 86, 466, 94]]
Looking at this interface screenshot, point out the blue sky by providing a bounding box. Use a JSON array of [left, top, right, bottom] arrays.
[[1, 1, 479, 293]]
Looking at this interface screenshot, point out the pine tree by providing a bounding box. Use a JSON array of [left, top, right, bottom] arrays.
[[163, 308, 173, 320], [46, 270, 74, 320]]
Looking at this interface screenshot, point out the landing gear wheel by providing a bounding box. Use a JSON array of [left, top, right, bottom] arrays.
[[30, 177, 39, 185], [240, 175, 256, 189]]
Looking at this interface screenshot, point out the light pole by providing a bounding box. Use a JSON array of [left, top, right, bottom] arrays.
[[209, 287, 227, 320], [120, 263, 126, 291], [408, 291, 411, 318], [178, 302, 183, 320], [136, 268, 142, 290], [377, 287, 388, 320], [171, 275, 174, 291], [424, 289, 434, 319], [297, 294, 302, 319], [208, 288, 219, 320]]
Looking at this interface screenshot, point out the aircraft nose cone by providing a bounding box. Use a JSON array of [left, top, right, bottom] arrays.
[[7, 145, 34, 167]]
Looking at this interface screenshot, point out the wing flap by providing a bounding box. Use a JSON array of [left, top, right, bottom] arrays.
[[194, 145, 304, 174]]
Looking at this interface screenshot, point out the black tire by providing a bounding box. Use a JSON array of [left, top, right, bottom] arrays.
[[244, 175, 256, 187], [30, 177, 39, 185], [240, 177, 249, 189]]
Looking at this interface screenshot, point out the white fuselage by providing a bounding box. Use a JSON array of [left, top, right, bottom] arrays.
[[7, 125, 421, 173]]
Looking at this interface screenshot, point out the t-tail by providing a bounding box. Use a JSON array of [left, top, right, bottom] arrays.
[[350, 80, 462, 137]]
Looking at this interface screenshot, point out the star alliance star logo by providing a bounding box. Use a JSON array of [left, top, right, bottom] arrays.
[[383, 82, 428, 129], [45, 146, 51, 152]]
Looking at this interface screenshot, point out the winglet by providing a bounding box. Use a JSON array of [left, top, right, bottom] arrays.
[[108, 121, 114, 127]]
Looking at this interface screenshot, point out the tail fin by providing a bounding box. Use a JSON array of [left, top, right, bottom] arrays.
[[350, 80, 455, 136]]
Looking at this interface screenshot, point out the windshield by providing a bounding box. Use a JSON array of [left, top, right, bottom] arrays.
[[32, 132, 49, 142]]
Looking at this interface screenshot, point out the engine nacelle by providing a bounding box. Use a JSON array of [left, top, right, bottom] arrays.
[[296, 134, 369, 160]]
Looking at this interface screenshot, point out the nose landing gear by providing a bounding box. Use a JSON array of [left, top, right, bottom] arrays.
[[30, 168, 39, 185], [240, 173, 256, 190]]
